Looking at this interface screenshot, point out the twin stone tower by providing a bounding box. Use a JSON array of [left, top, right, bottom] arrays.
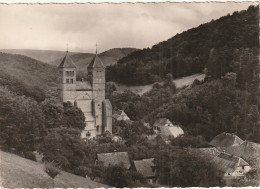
[[58, 51, 112, 139]]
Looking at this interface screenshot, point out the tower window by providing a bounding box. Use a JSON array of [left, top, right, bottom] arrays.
[[86, 132, 91, 137], [70, 79, 73, 84], [66, 71, 75, 76], [66, 79, 70, 83]]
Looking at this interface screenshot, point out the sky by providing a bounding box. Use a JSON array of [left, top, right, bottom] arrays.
[[0, 2, 257, 53]]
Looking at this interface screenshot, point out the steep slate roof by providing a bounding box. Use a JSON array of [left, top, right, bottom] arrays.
[[212, 152, 249, 174], [114, 110, 127, 116], [112, 110, 129, 120], [97, 152, 131, 169], [160, 125, 184, 138], [224, 141, 260, 168], [218, 153, 249, 166], [209, 132, 244, 147], [198, 147, 222, 159], [58, 52, 77, 68], [88, 54, 105, 69], [133, 158, 156, 178], [154, 118, 184, 138]]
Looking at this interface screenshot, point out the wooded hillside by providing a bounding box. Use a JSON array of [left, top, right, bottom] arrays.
[[106, 5, 259, 85]]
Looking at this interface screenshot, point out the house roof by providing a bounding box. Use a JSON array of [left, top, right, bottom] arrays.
[[224, 141, 260, 168], [209, 132, 244, 147], [199, 140, 260, 168], [113, 110, 129, 119], [114, 110, 127, 116], [218, 153, 249, 166], [97, 152, 131, 169], [134, 158, 156, 178], [198, 147, 222, 159], [58, 52, 77, 68], [153, 118, 172, 127], [160, 125, 184, 138], [88, 53, 105, 69], [212, 152, 249, 173]]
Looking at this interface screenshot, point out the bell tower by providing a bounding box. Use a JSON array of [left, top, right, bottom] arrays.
[[58, 51, 77, 103], [87, 47, 105, 100]]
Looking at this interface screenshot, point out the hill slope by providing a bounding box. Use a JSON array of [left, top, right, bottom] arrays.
[[0, 49, 78, 63], [0, 150, 107, 188], [0, 52, 58, 100], [106, 5, 258, 85], [49, 47, 136, 80], [49, 48, 136, 67]]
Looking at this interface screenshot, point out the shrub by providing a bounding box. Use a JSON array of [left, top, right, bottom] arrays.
[[44, 162, 60, 179]]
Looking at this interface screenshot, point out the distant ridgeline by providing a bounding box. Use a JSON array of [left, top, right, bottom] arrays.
[[106, 5, 259, 85]]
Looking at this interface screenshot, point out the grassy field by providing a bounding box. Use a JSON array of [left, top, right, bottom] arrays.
[[0, 150, 108, 188], [112, 74, 205, 95]]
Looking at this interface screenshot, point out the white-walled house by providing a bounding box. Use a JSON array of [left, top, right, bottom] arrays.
[[113, 110, 130, 121], [212, 152, 251, 177], [153, 118, 184, 138]]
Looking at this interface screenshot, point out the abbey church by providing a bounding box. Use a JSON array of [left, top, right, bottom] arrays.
[[58, 50, 112, 139]]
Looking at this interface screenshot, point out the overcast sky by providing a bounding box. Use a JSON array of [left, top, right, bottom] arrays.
[[0, 2, 257, 53]]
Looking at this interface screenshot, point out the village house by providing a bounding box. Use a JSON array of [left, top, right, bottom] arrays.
[[112, 110, 130, 121], [222, 140, 260, 168], [200, 133, 260, 173], [209, 132, 244, 147], [95, 151, 131, 169], [58, 50, 112, 139], [132, 158, 156, 184], [212, 152, 251, 178], [153, 118, 184, 138]]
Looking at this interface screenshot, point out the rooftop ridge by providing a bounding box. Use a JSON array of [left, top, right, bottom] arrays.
[[58, 52, 77, 68]]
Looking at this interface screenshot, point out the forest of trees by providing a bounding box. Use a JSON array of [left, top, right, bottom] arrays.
[[106, 5, 258, 85], [0, 82, 225, 187]]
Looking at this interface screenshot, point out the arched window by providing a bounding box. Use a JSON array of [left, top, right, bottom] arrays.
[[86, 131, 91, 137]]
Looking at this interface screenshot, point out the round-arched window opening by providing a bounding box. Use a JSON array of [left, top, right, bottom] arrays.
[[86, 132, 91, 137]]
